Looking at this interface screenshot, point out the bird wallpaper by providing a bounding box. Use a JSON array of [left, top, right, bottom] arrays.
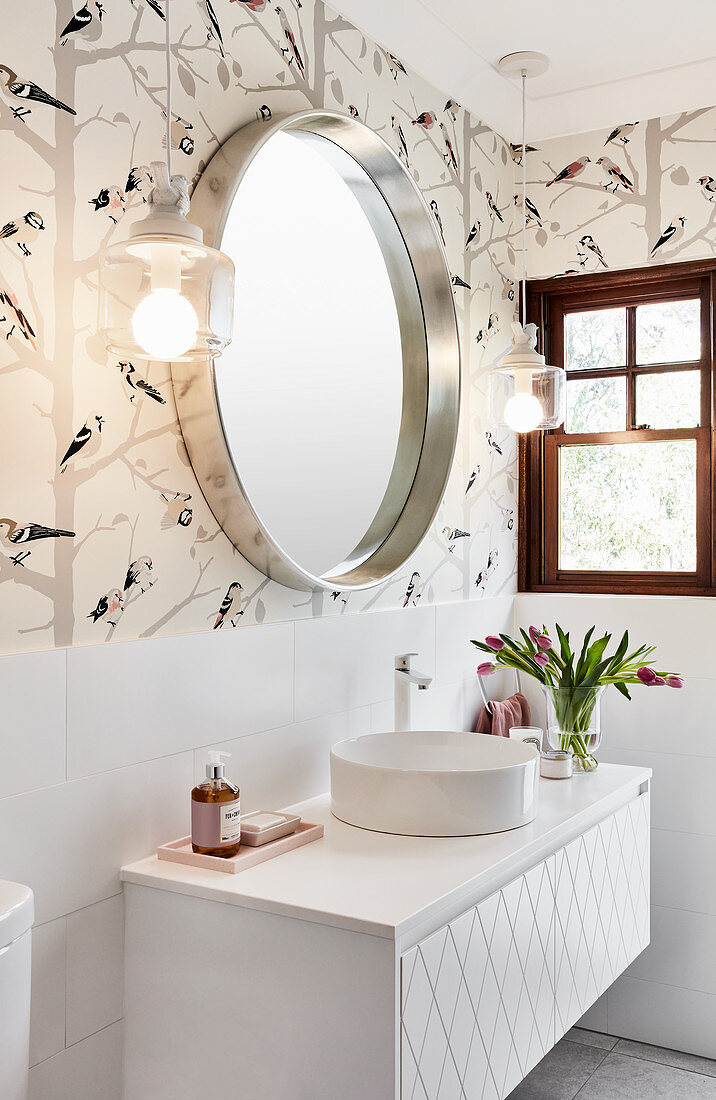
[[520, 109, 716, 278], [0, 0, 521, 656]]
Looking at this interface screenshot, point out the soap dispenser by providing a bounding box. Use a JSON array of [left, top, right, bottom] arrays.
[[191, 750, 241, 857]]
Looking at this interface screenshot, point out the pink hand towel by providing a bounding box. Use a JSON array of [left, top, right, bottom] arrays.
[[475, 692, 531, 737]]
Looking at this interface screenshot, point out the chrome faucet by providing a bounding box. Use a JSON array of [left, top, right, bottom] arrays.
[[394, 653, 433, 732]]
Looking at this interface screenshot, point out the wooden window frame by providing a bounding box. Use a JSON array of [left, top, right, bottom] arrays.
[[520, 258, 715, 596]]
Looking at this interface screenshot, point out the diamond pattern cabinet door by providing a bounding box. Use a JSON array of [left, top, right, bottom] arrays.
[[400, 858, 555, 1100], [554, 793, 650, 1038]]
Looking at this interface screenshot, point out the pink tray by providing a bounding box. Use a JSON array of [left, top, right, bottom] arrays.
[[156, 821, 324, 875]]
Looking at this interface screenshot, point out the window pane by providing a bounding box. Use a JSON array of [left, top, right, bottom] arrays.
[[636, 299, 700, 364], [636, 371, 700, 429], [566, 376, 626, 433], [559, 440, 697, 571], [564, 308, 626, 371]]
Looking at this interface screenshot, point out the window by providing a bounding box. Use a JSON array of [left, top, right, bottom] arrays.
[[521, 260, 714, 594]]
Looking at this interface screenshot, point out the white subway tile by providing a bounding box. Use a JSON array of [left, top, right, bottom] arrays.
[[608, 976, 716, 1061], [294, 605, 436, 722], [66, 895, 124, 1046], [0, 752, 193, 924], [29, 1021, 123, 1100], [627, 905, 716, 995], [599, 747, 716, 836], [651, 829, 716, 916], [67, 623, 294, 778], [29, 918, 66, 1067], [194, 707, 372, 812], [605, 677, 716, 758], [435, 596, 513, 685], [0, 649, 66, 798]]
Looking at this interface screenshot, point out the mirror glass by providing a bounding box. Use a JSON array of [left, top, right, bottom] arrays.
[[215, 130, 412, 578]]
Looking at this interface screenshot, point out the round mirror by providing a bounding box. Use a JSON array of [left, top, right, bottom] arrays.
[[173, 111, 460, 592]]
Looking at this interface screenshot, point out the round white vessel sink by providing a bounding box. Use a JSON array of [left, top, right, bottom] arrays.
[[330, 731, 539, 837]]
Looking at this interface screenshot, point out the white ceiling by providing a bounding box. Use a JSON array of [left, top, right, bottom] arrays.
[[332, 0, 716, 140]]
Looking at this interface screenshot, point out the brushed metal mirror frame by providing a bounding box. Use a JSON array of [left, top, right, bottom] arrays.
[[171, 109, 461, 592]]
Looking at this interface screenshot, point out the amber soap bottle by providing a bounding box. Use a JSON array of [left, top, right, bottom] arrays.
[[191, 751, 241, 857]]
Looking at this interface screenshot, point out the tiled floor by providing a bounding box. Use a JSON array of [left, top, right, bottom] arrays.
[[507, 1028, 716, 1099]]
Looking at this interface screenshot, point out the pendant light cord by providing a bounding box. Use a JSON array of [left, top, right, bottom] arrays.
[[521, 68, 527, 330], [165, 0, 172, 182]]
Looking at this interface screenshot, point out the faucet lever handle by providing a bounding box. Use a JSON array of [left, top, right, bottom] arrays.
[[395, 652, 419, 671]]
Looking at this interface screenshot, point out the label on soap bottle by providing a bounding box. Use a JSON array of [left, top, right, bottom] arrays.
[[220, 798, 241, 843]]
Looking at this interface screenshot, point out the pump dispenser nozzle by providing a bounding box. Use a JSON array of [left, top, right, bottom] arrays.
[[206, 750, 231, 780]]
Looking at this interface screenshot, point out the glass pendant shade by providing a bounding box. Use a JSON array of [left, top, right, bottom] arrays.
[[99, 224, 234, 362], [489, 322, 565, 432]]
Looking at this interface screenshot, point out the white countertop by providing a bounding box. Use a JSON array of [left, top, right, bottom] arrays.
[[121, 763, 650, 940]]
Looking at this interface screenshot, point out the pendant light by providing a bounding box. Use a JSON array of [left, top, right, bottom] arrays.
[[98, 0, 234, 361], [489, 52, 565, 433]]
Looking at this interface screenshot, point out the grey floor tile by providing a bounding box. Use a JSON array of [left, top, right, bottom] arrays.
[[566, 1028, 619, 1052], [615, 1039, 716, 1079], [576, 1052, 716, 1099], [507, 1039, 607, 1100]]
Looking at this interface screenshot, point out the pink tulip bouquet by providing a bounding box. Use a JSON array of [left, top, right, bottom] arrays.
[[472, 624, 683, 770]]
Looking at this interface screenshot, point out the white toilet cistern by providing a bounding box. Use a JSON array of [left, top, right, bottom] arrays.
[[394, 653, 433, 732]]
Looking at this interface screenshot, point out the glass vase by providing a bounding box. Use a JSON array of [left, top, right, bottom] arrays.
[[543, 686, 605, 773]]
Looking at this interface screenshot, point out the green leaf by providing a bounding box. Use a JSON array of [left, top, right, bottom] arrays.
[[614, 681, 632, 700]]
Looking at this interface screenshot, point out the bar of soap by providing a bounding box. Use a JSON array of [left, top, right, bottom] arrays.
[[240, 810, 300, 846]]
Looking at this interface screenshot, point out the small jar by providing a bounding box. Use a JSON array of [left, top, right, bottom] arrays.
[[540, 749, 573, 780]]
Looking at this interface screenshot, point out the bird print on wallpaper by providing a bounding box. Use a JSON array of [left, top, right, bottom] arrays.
[[0, 519, 74, 567], [125, 166, 153, 203], [429, 200, 445, 245], [0, 65, 76, 119], [161, 492, 193, 528], [485, 192, 504, 223], [596, 156, 633, 193], [578, 234, 608, 269], [411, 111, 436, 130], [59, 2, 105, 46], [514, 193, 542, 227], [546, 156, 590, 186], [232, 0, 267, 11], [130, 0, 166, 19], [651, 216, 686, 257], [451, 275, 470, 289], [698, 175, 716, 202], [89, 186, 125, 224], [465, 467, 479, 494], [214, 582, 244, 627], [124, 555, 155, 595], [0, 285, 36, 349], [391, 116, 409, 167], [59, 413, 104, 472], [604, 122, 638, 146], [465, 221, 480, 248], [443, 526, 470, 552], [196, 0, 225, 56], [440, 123, 458, 174], [444, 99, 460, 122], [486, 432, 503, 456], [386, 52, 406, 80], [475, 548, 498, 592], [509, 142, 538, 165], [0, 212, 44, 257], [88, 587, 124, 626], [275, 7, 305, 79], [402, 571, 421, 608], [164, 115, 195, 156], [117, 361, 166, 405]]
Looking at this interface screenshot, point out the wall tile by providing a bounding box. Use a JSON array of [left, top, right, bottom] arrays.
[[608, 976, 716, 1061], [435, 596, 513, 685], [195, 707, 373, 812], [627, 905, 716, 996], [29, 917, 66, 1068], [605, 677, 716, 759], [0, 752, 193, 924], [599, 747, 716, 837], [28, 1021, 123, 1100], [0, 648, 66, 799], [651, 829, 716, 916], [294, 604, 436, 722], [66, 895, 124, 1047], [67, 624, 294, 778], [577, 992, 608, 1034], [370, 677, 486, 734]]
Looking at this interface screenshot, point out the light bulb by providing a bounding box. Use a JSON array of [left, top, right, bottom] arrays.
[[504, 392, 542, 433], [131, 288, 198, 360]]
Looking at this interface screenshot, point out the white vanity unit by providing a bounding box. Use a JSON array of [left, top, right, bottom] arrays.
[[121, 763, 650, 1100]]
